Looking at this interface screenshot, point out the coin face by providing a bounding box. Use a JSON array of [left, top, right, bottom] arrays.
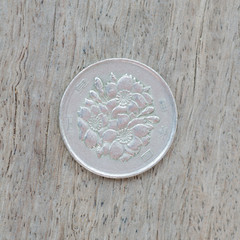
[[59, 58, 177, 178]]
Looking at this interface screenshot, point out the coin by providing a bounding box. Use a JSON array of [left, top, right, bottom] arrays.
[[59, 58, 177, 178]]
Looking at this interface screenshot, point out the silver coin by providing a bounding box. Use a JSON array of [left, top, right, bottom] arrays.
[[59, 58, 177, 178]]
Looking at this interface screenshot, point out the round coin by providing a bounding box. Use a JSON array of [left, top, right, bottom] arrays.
[[59, 58, 177, 178]]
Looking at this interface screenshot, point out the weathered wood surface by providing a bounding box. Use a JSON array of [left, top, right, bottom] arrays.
[[0, 0, 240, 239]]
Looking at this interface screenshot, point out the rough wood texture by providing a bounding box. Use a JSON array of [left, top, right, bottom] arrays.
[[1, 0, 240, 239]]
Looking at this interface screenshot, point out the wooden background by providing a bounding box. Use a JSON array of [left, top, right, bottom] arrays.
[[0, 0, 240, 239]]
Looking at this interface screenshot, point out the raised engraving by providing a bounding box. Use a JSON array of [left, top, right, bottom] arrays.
[[159, 98, 168, 112], [141, 149, 153, 162], [158, 126, 168, 138], [75, 79, 87, 92], [77, 73, 160, 162], [66, 115, 74, 132]]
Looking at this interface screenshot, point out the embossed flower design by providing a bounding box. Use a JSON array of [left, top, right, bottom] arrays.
[[77, 73, 160, 162]]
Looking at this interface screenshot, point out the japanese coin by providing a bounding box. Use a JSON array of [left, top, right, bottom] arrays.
[[59, 58, 177, 178]]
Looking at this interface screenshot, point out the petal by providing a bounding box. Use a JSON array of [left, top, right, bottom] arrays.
[[127, 118, 146, 128], [127, 101, 139, 114], [141, 135, 151, 146], [131, 93, 148, 109], [142, 92, 153, 104], [117, 114, 130, 129], [109, 141, 124, 160], [106, 82, 117, 98], [102, 142, 110, 155], [119, 153, 132, 162], [131, 124, 153, 138], [77, 107, 91, 121], [117, 74, 133, 91], [106, 98, 118, 111], [85, 98, 95, 107], [97, 146, 103, 158], [102, 129, 117, 142], [91, 105, 100, 116], [89, 90, 102, 103], [131, 82, 143, 93], [95, 77, 104, 96], [110, 72, 118, 82], [99, 103, 108, 114], [146, 116, 160, 123], [84, 129, 98, 148], [124, 145, 138, 156], [97, 142, 110, 157], [139, 106, 154, 116], [143, 86, 151, 92], [127, 136, 142, 151], [112, 106, 127, 118], [77, 118, 88, 140]]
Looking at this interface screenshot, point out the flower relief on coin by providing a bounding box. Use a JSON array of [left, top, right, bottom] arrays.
[[77, 73, 160, 162]]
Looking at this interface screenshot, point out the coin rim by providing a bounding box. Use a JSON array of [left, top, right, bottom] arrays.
[[59, 58, 178, 178]]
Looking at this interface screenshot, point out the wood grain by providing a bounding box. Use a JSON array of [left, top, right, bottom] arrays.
[[0, 0, 240, 239]]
